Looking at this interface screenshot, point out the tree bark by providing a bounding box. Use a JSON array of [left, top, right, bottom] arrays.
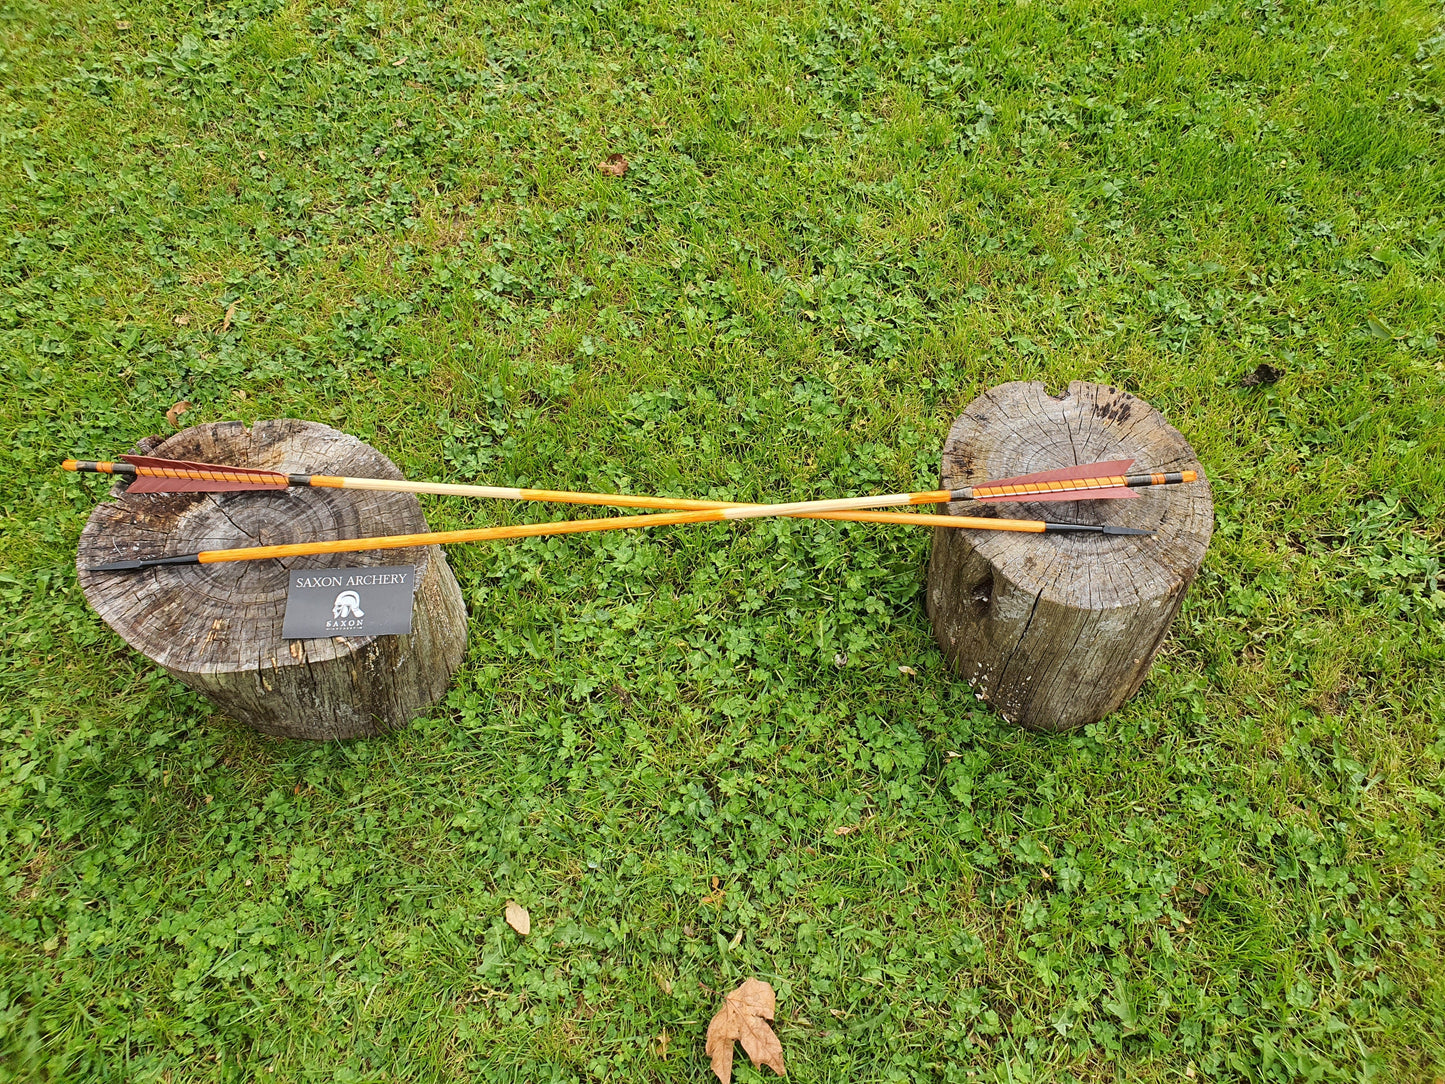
[[77, 419, 467, 740], [927, 382, 1212, 731]]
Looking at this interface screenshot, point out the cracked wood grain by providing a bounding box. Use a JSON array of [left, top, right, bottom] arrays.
[[77, 420, 467, 740], [927, 382, 1212, 731]]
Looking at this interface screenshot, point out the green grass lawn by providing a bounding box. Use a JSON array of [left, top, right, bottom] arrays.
[[2, 0, 1443, 1079]]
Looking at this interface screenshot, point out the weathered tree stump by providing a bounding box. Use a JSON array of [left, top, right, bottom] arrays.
[[77, 420, 467, 740], [927, 382, 1212, 731]]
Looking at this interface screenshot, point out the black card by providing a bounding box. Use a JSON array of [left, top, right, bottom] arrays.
[[282, 566, 416, 639]]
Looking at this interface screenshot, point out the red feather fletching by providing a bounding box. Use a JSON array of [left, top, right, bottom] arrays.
[[973, 459, 1136, 502], [120, 455, 290, 493]]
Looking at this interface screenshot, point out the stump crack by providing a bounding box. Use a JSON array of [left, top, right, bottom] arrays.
[[926, 381, 1212, 730], [999, 587, 1044, 683], [77, 420, 467, 739], [207, 493, 266, 546]]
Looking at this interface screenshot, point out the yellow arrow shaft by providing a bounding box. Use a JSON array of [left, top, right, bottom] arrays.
[[195, 508, 1045, 563]]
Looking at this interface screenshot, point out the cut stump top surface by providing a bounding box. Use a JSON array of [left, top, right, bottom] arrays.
[[941, 381, 1212, 608], [77, 419, 438, 675]]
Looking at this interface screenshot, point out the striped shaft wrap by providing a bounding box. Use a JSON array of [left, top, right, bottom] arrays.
[[956, 469, 1195, 501], [1132, 471, 1192, 487], [967, 474, 1129, 500], [64, 459, 286, 485], [132, 463, 288, 486]]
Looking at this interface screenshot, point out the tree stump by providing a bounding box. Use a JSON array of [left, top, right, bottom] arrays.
[[927, 382, 1212, 731], [77, 420, 468, 740]]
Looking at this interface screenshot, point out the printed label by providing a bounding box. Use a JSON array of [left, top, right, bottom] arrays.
[[282, 566, 416, 639]]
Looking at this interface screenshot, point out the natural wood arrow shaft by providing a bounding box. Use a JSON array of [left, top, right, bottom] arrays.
[[196, 508, 1050, 564], [89, 506, 1153, 571], [64, 458, 1196, 510]]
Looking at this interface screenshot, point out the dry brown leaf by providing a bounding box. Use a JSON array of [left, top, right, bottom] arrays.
[[504, 901, 530, 936], [221, 300, 240, 332], [708, 1032, 734, 1084], [653, 1030, 670, 1060], [897, 665, 918, 676], [729, 979, 775, 1018], [833, 825, 857, 836], [597, 153, 629, 177], [166, 401, 191, 428], [173, 314, 189, 326], [737, 1014, 783, 1074], [701, 876, 725, 906], [705, 979, 785, 1084]]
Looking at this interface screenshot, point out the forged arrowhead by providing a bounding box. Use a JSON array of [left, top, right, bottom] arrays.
[[86, 553, 202, 572]]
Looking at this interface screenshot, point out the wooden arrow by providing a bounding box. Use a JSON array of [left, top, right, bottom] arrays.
[[64, 455, 1195, 511], [84, 506, 1152, 572]]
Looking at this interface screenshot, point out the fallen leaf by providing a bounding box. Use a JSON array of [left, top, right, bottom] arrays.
[[504, 901, 530, 936], [173, 314, 189, 326], [701, 876, 725, 906], [166, 401, 191, 428], [654, 1030, 670, 1060], [221, 300, 240, 332], [597, 153, 629, 177], [897, 665, 918, 676], [1237, 363, 1282, 388], [833, 825, 857, 836], [832, 652, 848, 668], [706, 979, 785, 1084], [115, 20, 131, 29]]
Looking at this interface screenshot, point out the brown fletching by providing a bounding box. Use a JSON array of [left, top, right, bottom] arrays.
[[120, 455, 290, 493], [974, 458, 1136, 502]]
